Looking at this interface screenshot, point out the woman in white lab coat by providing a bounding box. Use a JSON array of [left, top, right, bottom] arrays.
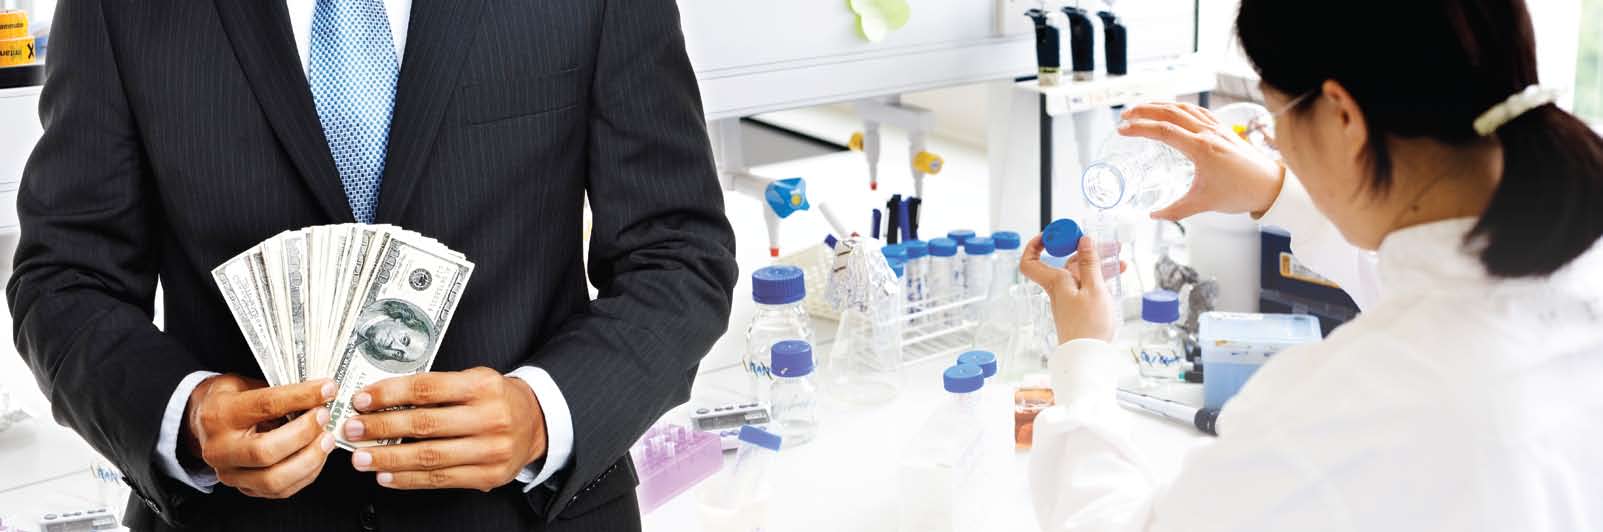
[[1021, 0, 1603, 530]]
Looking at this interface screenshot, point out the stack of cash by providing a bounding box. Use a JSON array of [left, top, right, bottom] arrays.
[[212, 224, 474, 449]]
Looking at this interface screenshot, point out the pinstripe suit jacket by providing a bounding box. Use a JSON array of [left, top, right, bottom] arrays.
[[7, 0, 736, 530]]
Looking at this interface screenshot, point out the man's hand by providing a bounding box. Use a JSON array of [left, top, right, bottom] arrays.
[[183, 375, 336, 499], [1020, 233, 1119, 344], [344, 367, 547, 492]]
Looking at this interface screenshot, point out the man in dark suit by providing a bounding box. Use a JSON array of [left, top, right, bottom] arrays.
[[7, 0, 737, 530]]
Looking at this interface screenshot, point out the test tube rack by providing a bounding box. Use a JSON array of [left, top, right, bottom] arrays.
[[630, 423, 724, 513], [842, 289, 992, 368]]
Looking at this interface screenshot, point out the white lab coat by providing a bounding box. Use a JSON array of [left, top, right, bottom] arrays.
[[1029, 173, 1603, 532]]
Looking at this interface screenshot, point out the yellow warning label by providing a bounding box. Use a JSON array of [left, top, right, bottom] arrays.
[[1279, 251, 1341, 289], [0, 10, 28, 40], [0, 36, 36, 67]]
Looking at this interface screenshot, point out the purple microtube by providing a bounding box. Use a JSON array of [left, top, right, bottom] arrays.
[[630, 423, 724, 513]]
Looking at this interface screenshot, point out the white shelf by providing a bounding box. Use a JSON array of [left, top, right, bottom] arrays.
[[1017, 62, 1219, 116]]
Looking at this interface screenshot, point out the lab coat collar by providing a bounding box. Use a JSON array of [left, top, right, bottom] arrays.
[[1377, 216, 1603, 300]]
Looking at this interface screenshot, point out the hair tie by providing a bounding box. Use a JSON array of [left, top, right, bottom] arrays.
[[1472, 84, 1559, 136]]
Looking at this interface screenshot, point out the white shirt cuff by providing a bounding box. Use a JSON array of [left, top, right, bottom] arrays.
[[155, 370, 222, 493], [1048, 338, 1126, 407], [507, 366, 574, 492]]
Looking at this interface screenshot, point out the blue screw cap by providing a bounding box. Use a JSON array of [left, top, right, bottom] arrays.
[[991, 231, 1021, 250], [752, 265, 806, 305], [881, 244, 907, 260], [901, 239, 929, 258], [943, 364, 984, 394], [928, 238, 959, 257], [738, 425, 782, 451], [1142, 290, 1181, 324], [957, 350, 998, 378], [1042, 218, 1083, 257], [964, 237, 996, 255], [771, 340, 814, 377], [947, 229, 977, 245]]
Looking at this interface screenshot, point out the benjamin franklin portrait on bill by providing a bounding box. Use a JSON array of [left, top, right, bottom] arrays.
[[354, 299, 435, 373]]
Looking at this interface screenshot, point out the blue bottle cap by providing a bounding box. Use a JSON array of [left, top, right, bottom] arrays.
[[771, 340, 814, 377], [887, 257, 906, 278], [1142, 290, 1181, 324], [956, 350, 997, 378], [943, 364, 984, 394], [738, 425, 783, 451], [928, 238, 959, 257], [991, 231, 1022, 250], [947, 229, 977, 245], [881, 244, 908, 260], [901, 239, 929, 258], [964, 237, 996, 255], [752, 265, 806, 305], [1042, 218, 1083, 258]]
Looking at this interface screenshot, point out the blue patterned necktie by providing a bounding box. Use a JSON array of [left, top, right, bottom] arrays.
[[308, 0, 399, 224]]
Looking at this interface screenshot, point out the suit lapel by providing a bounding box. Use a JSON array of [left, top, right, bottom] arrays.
[[213, 0, 355, 223], [373, 0, 489, 224]]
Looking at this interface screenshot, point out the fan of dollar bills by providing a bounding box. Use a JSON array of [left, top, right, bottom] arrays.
[[212, 224, 474, 449]]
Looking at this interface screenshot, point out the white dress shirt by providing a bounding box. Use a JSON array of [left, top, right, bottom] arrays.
[[155, 0, 574, 494], [1029, 173, 1603, 531]]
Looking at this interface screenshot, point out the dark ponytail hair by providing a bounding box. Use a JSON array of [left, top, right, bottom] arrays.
[[1237, 0, 1603, 277]]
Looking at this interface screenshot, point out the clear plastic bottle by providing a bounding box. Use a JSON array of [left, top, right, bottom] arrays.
[[947, 229, 976, 293], [769, 340, 818, 447], [1080, 133, 1195, 213], [1135, 290, 1185, 382], [901, 240, 930, 323], [956, 351, 1008, 452], [926, 238, 960, 327], [897, 364, 986, 532], [990, 231, 1023, 289], [744, 266, 814, 404], [962, 237, 996, 323]]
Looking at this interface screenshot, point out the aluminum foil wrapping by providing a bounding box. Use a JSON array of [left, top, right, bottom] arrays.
[[824, 236, 900, 314]]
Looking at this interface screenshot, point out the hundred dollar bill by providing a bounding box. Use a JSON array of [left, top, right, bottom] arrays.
[[326, 235, 474, 450], [212, 249, 285, 386], [280, 232, 312, 382]]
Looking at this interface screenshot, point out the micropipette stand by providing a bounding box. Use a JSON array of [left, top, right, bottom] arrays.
[[711, 118, 811, 258], [849, 97, 944, 198]]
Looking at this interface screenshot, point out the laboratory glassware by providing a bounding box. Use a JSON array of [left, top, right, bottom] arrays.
[[1135, 290, 1185, 382], [1080, 133, 1195, 214], [769, 340, 819, 447], [744, 265, 814, 404]]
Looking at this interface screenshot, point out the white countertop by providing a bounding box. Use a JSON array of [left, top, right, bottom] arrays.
[[644, 354, 1208, 532]]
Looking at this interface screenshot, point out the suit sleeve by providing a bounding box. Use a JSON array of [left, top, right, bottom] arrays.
[[5, 0, 210, 525], [521, 0, 738, 518]]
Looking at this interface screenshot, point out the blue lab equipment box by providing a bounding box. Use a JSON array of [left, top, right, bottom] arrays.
[[1199, 312, 1322, 409], [1259, 226, 1360, 336]]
